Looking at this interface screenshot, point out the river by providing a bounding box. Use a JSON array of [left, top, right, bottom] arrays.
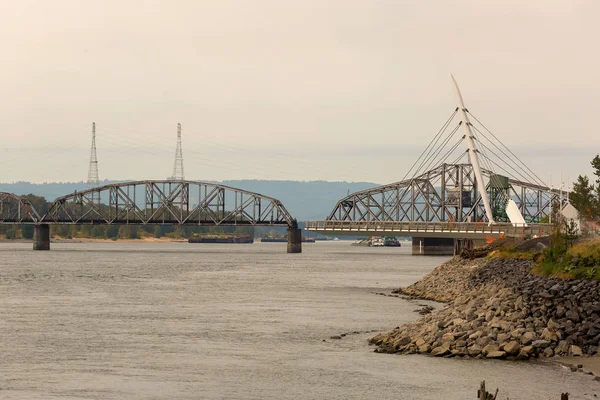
[[0, 241, 598, 399]]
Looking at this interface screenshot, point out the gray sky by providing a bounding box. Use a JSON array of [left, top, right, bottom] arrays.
[[1, 0, 599, 188]]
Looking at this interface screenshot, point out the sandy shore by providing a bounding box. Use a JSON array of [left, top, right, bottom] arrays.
[[557, 354, 600, 377], [51, 237, 187, 243]]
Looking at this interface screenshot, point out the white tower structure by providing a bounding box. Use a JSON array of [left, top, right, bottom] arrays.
[[451, 76, 495, 224], [171, 123, 185, 180], [87, 122, 100, 203]]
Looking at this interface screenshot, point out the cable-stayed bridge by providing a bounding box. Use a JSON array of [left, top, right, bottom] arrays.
[[306, 77, 566, 254]]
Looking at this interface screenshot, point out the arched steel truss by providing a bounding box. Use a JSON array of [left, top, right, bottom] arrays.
[[39, 181, 295, 227], [0, 192, 41, 223], [326, 163, 568, 224]]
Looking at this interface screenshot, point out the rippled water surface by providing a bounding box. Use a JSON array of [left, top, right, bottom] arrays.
[[1, 241, 598, 399]]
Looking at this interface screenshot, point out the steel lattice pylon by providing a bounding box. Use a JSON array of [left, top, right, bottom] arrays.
[[87, 122, 100, 204], [171, 123, 185, 181]]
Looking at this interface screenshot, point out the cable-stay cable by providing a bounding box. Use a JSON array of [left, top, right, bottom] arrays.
[[476, 140, 534, 183], [420, 126, 463, 174], [400, 109, 458, 181], [470, 125, 543, 186], [412, 121, 461, 179], [467, 121, 496, 180], [467, 110, 546, 186], [449, 150, 468, 166], [429, 136, 466, 171], [406, 117, 457, 181]]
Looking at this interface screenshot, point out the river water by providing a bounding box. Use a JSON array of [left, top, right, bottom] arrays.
[[0, 241, 598, 399]]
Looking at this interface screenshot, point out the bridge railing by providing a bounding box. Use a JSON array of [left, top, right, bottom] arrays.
[[305, 220, 554, 237]]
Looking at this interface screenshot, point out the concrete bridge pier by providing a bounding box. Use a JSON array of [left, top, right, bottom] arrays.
[[412, 237, 454, 256], [33, 224, 50, 250], [287, 224, 302, 254]]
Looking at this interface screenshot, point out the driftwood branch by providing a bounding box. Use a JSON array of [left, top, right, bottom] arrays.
[[477, 381, 568, 400]]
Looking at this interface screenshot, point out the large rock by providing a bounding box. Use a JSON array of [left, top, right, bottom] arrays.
[[482, 344, 499, 356], [393, 336, 411, 348], [503, 341, 521, 356], [542, 347, 554, 358], [468, 344, 482, 356], [486, 351, 506, 359], [547, 319, 561, 331], [569, 345, 583, 357], [532, 340, 551, 349], [555, 340, 570, 355], [419, 344, 432, 354], [522, 345, 535, 355], [431, 343, 451, 357], [566, 309, 580, 322], [521, 331, 536, 345]]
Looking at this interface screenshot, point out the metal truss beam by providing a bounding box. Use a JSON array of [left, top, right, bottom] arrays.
[[37, 180, 295, 227], [0, 192, 41, 223], [325, 163, 568, 224]]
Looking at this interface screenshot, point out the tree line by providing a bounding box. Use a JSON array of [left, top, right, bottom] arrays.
[[569, 155, 600, 222]]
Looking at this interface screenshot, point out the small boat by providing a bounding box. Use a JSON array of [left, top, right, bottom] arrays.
[[383, 236, 401, 247]]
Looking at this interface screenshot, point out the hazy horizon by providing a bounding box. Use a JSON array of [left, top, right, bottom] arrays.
[[2, 1, 599, 188]]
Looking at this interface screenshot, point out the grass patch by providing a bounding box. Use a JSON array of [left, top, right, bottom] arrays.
[[532, 237, 600, 280]]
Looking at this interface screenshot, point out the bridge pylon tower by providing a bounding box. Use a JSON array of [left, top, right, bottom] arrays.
[[452, 76, 495, 224]]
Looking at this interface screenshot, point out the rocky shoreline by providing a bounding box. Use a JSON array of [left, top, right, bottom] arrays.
[[369, 255, 600, 361]]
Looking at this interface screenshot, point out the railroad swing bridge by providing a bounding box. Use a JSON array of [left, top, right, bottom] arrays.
[[0, 181, 302, 253], [305, 77, 568, 255]]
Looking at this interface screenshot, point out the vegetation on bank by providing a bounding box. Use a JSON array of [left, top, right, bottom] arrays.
[[0, 223, 259, 241], [486, 154, 600, 280]]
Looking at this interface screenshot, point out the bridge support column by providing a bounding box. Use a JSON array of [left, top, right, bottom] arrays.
[[412, 237, 454, 256], [33, 224, 50, 251], [287, 226, 302, 254]]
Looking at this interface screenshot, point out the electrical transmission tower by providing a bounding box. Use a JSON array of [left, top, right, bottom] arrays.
[[171, 123, 185, 180], [87, 122, 100, 204]]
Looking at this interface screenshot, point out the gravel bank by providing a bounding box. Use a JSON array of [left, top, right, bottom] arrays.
[[371, 256, 600, 360]]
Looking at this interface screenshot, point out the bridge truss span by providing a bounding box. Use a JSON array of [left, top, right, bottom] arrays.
[[41, 180, 295, 227], [326, 163, 568, 225], [0, 192, 41, 224]]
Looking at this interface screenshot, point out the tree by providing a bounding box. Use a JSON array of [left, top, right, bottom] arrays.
[[5, 226, 16, 239], [21, 194, 49, 215], [592, 154, 600, 184], [21, 224, 34, 239], [107, 225, 119, 239], [570, 175, 595, 219], [593, 154, 600, 217]]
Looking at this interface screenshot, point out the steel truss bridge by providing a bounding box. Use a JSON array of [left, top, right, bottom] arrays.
[[1, 181, 295, 227], [306, 77, 567, 241]]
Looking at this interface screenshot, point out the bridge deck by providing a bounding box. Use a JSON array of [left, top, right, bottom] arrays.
[[304, 221, 554, 239]]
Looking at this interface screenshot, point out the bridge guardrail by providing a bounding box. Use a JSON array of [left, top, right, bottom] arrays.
[[305, 220, 554, 237]]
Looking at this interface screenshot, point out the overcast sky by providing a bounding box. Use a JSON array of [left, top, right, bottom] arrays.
[[1, 0, 599, 188]]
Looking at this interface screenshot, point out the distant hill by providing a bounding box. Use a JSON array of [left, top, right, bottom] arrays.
[[0, 180, 379, 221]]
